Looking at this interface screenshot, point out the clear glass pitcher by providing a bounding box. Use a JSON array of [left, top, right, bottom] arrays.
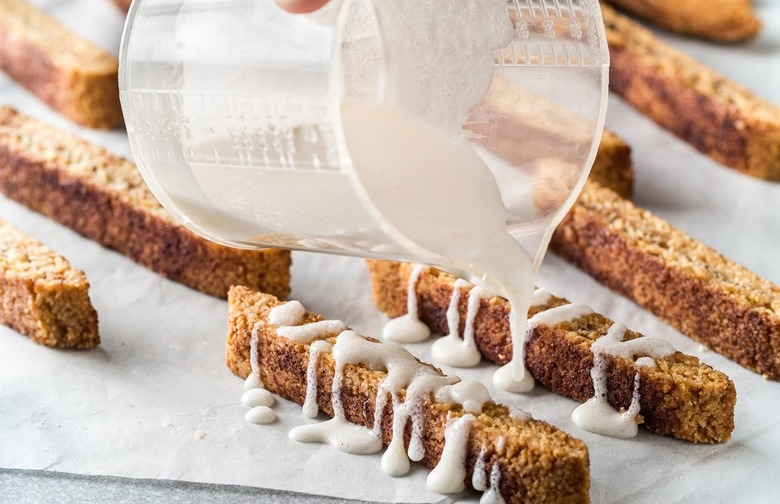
[[119, 0, 609, 274]]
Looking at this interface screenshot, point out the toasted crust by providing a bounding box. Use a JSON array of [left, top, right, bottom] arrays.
[[605, 0, 761, 42], [0, 0, 122, 129], [366, 259, 736, 443], [0, 218, 99, 348], [603, 4, 780, 181], [590, 129, 633, 200], [0, 107, 291, 299], [226, 286, 590, 504], [551, 180, 780, 380]]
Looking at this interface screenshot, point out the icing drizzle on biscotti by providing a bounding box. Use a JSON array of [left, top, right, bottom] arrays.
[[257, 299, 514, 499]]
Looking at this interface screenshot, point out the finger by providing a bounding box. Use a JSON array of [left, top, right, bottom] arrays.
[[276, 0, 330, 14]]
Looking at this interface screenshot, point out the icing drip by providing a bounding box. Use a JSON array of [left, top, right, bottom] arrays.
[[494, 303, 593, 393], [481, 463, 505, 504], [269, 300, 305, 326], [289, 416, 384, 454], [246, 406, 276, 424], [303, 340, 332, 418], [250, 321, 262, 377], [278, 320, 347, 343], [572, 323, 676, 438], [242, 388, 274, 408], [531, 287, 552, 306], [432, 282, 484, 367], [427, 414, 475, 494], [244, 373, 263, 390], [383, 264, 431, 343], [472, 444, 489, 491], [435, 381, 490, 413]]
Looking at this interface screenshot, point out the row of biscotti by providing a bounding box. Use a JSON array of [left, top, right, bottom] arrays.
[[0, 107, 290, 348]]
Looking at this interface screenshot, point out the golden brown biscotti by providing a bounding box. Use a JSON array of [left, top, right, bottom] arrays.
[[0, 218, 99, 348], [0, 0, 122, 129], [113, 0, 132, 12], [590, 129, 633, 199], [603, 4, 780, 181], [0, 107, 291, 299], [226, 286, 590, 504], [366, 259, 736, 443], [551, 180, 780, 379], [605, 0, 761, 42]]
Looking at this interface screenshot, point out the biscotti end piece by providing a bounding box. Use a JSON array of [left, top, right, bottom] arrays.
[[0, 107, 291, 299], [227, 286, 591, 504], [366, 259, 736, 443], [0, 0, 122, 129], [603, 4, 780, 181], [605, 0, 761, 42], [0, 219, 99, 349], [590, 129, 634, 199], [551, 180, 780, 380]]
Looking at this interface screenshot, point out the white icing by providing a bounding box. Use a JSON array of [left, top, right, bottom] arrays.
[[435, 381, 490, 413], [472, 444, 489, 491], [269, 300, 305, 327], [289, 417, 383, 454], [244, 373, 264, 391], [303, 340, 332, 418], [480, 463, 506, 504], [427, 414, 475, 494], [241, 388, 274, 408], [432, 283, 484, 368], [508, 406, 531, 420], [245, 406, 276, 424], [572, 323, 676, 438], [383, 264, 431, 343], [250, 321, 262, 376], [277, 320, 348, 343], [531, 287, 552, 306]]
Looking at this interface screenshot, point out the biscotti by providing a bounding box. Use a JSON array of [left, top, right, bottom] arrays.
[[113, 0, 132, 12], [605, 0, 761, 42], [603, 4, 780, 181], [0, 107, 291, 299], [551, 180, 780, 380], [590, 129, 633, 199], [0, 218, 99, 348], [0, 0, 122, 129], [226, 286, 590, 504], [366, 259, 736, 443]]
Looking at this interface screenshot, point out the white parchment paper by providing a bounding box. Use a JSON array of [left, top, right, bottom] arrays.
[[1, 1, 780, 502]]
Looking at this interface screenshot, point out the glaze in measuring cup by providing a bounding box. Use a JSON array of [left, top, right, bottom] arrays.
[[119, 0, 609, 271]]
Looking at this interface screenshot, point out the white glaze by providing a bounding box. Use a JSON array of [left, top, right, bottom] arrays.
[[241, 388, 274, 408], [244, 373, 264, 391], [472, 444, 489, 491], [246, 406, 276, 424], [480, 463, 506, 504], [269, 300, 305, 327], [531, 287, 552, 306], [436, 381, 490, 413], [383, 264, 431, 343], [278, 320, 348, 343], [432, 283, 484, 368], [572, 323, 676, 438], [289, 417, 383, 454], [427, 414, 475, 494], [250, 321, 263, 376], [303, 340, 332, 418]]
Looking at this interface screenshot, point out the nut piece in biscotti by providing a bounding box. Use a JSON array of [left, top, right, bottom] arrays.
[[605, 0, 761, 42], [603, 4, 780, 181], [0, 0, 122, 129], [551, 180, 780, 380], [226, 286, 590, 504], [0, 219, 99, 349], [366, 259, 736, 443], [0, 107, 291, 299]]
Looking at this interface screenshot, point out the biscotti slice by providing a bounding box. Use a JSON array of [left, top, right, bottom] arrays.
[[590, 129, 633, 199], [603, 4, 780, 180], [605, 0, 761, 42], [0, 218, 99, 348], [551, 180, 780, 380], [0, 107, 291, 299], [0, 0, 122, 129], [226, 286, 590, 504], [366, 259, 736, 443]]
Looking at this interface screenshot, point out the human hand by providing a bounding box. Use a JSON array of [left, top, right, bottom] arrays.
[[276, 0, 330, 14]]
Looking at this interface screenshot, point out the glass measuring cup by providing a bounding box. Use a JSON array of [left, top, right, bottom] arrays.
[[119, 0, 609, 276]]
